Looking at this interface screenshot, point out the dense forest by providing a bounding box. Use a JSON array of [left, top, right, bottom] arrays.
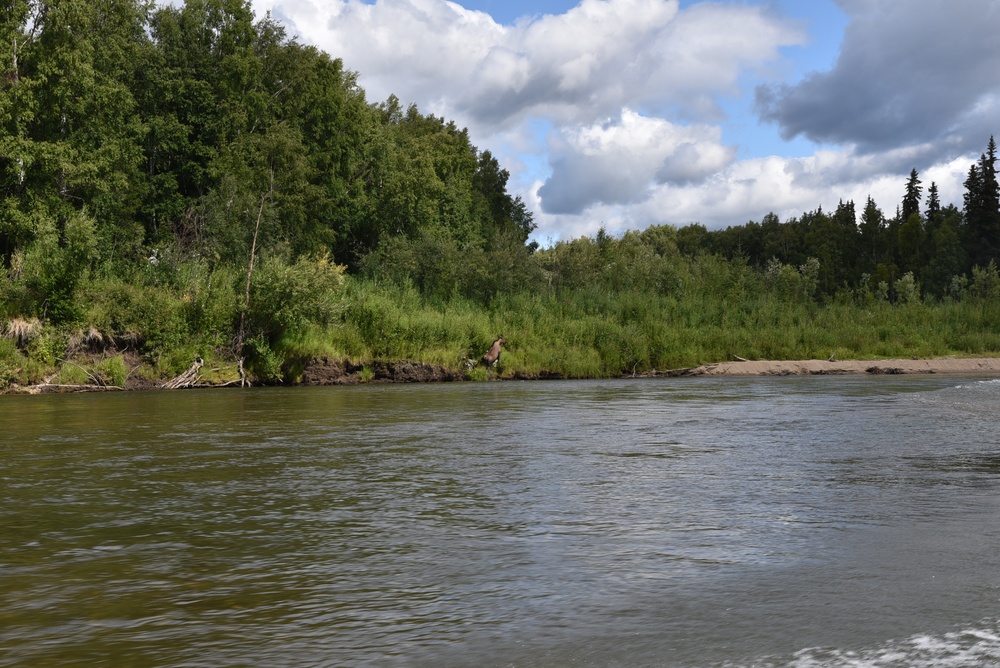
[[672, 146, 999, 302], [2, 0, 1000, 389]]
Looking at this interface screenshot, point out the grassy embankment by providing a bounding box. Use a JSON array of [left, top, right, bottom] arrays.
[[3, 256, 1000, 390], [300, 278, 1000, 379]]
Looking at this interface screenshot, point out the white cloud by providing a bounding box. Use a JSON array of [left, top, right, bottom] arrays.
[[536, 149, 978, 241], [216, 0, 996, 242], [267, 0, 803, 129], [538, 109, 735, 214]]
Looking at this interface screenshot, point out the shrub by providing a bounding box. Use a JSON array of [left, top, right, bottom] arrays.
[[82, 280, 189, 355], [244, 254, 346, 345], [19, 211, 99, 324], [26, 330, 66, 366], [243, 334, 284, 382], [895, 272, 921, 305], [95, 355, 129, 387], [0, 339, 22, 389]]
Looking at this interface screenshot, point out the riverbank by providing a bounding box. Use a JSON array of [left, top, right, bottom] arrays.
[[662, 357, 1000, 377], [7, 355, 1000, 394]]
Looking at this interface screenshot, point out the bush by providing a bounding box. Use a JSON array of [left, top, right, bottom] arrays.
[[244, 254, 346, 345], [26, 330, 66, 366], [243, 334, 284, 382], [95, 355, 129, 387], [175, 262, 241, 342], [82, 280, 189, 355], [895, 272, 921, 304], [0, 339, 22, 388], [19, 211, 99, 324]]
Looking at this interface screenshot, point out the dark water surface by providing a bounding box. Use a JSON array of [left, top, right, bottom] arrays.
[[4, 376, 1000, 666]]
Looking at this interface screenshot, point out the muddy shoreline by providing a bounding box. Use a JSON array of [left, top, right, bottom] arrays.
[[300, 356, 1000, 385], [8, 356, 1000, 394], [297, 357, 568, 385]]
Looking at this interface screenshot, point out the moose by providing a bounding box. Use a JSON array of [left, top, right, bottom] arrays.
[[481, 335, 506, 369]]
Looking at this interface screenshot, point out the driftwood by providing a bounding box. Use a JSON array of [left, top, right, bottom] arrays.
[[13, 370, 124, 394], [238, 356, 248, 388], [24, 383, 124, 394], [162, 357, 204, 389]]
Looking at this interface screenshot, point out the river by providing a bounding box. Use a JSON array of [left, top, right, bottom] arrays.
[[3, 376, 1000, 666]]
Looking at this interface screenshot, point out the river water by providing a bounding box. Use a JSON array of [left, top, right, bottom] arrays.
[[3, 376, 1000, 666]]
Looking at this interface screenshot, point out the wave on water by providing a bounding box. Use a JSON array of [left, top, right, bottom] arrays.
[[951, 378, 1000, 390], [909, 377, 1000, 416], [736, 621, 1000, 668]]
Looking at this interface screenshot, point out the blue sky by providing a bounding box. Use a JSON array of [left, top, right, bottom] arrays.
[[448, 0, 574, 25], [238, 0, 999, 243]]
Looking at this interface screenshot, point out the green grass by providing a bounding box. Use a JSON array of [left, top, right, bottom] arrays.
[[5, 262, 1000, 390], [288, 278, 1000, 379]]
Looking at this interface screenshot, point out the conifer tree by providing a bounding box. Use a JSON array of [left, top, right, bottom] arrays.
[[895, 169, 925, 279], [925, 182, 941, 228], [859, 195, 886, 271], [964, 136, 1000, 268], [925, 205, 966, 298], [901, 168, 922, 223]]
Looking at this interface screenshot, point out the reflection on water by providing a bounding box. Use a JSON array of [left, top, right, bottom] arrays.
[[3, 376, 1000, 666]]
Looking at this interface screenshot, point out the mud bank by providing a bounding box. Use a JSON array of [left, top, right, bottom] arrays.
[[9, 356, 1000, 395], [299, 358, 466, 385], [298, 358, 567, 384]]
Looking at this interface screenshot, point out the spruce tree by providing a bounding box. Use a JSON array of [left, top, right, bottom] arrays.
[[859, 195, 886, 272], [925, 182, 941, 227], [964, 137, 1000, 268], [901, 168, 922, 223]]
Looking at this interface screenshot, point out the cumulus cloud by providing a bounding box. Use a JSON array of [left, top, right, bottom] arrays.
[[674, 151, 961, 227], [757, 0, 1000, 159], [538, 110, 735, 214], [269, 0, 803, 130], [534, 147, 975, 239]]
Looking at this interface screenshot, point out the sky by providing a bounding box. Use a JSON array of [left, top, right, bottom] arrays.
[[192, 0, 1000, 243]]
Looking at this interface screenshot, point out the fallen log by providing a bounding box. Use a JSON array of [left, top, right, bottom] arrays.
[[14, 382, 124, 394], [162, 357, 204, 389]]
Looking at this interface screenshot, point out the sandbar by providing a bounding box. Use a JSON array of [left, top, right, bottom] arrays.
[[669, 357, 1000, 377]]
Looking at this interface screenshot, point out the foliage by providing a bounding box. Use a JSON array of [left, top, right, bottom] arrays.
[[78, 278, 188, 354], [245, 253, 345, 344], [94, 354, 129, 387]]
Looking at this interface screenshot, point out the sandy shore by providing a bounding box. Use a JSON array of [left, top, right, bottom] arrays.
[[669, 357, 1000, 377]]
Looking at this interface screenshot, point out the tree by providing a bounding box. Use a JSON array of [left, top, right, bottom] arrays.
[[0, 0, 151, 305], [897, 212, 924, 278], [901, 168, 922, 223], [831, 199, 859, 287], [964, 137, 1000, 269], [858, 196, 887, 272], [760, 212, 802, 264], [924, 205, 966, 298], [470, 150, 536, 247], [925, 181, 941, 226], [676, 223, 708, 256]]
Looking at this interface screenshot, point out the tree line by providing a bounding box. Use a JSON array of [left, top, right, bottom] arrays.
[[670, 138, 1000, 302], [1, 0, 534, 324]]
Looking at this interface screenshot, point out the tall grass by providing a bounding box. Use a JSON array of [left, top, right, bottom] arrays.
[[5, 250, 1000, 390], [279, 274, 1000, 380]]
